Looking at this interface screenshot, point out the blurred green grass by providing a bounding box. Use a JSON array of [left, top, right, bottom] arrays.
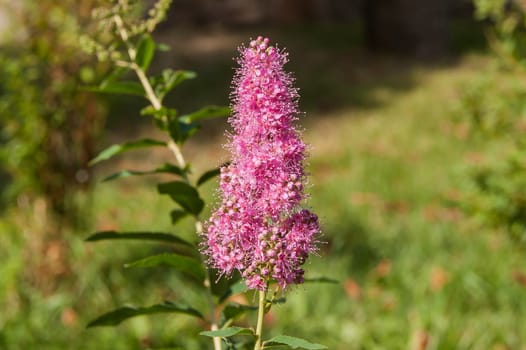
[[2, 25, 526, 349]]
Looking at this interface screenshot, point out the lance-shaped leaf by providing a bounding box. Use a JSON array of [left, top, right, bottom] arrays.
[[304, 277, 339, 284], [95, 80, 145, 96], [125, 253, 205, 282], [158, 181, 204, 216], [136, 34, 155, 71], [264, 335, 327, 349], [140, 105, 177, 119], [200, 327, 254, 338], [170, 209, 189, 225], [197, 163, 229, 187], [156, 69, 197, 99], [209, 269, 240, 298], [102, 163, 186, 182], [85, 231, 194, 248], [89, 139, 166, 165], [86, 301, 203, 327], [102, 66, 127, 83], [179, 106, 231, 124], [221, 303, 257, 323], [177, 121, 200, 145]]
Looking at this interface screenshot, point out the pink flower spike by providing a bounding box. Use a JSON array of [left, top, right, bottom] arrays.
[[202, 36, 320, 290]]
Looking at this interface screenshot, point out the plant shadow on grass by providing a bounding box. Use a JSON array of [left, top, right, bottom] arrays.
[[323, 210, 380, 278]]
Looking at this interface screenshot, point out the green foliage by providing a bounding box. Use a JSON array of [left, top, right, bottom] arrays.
[[200, 327, 255, 338], [4, 33, 526, 348], [197, 166, 226, 187], [264, 335, 328, 349], [85, 230, 194, 247], [157, 181, 205, 216], [87, 302, 204, 327], [101, 163, 186, 182], [79, 2, 285, 349], [179, 106, 231, 123], [455, 1, 526, 245], [0, 0, 105, 222], [89, 138, 167, 165], [467, 148, 526, 243], [474, 0, 526, 69], [125, 253, 206, 282], [81, 2, 329, 348]]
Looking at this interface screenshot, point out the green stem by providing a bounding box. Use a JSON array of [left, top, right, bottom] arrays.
[[113, 15, 222, 350], [254, 290, 267, 350]]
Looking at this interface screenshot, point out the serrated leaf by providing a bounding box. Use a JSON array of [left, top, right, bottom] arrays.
[[89, 139, 166, 165], [304, 277, 339, 284], [101, 163, 186, 182], [86, 301, 203, 327], [85, 231, 194, 248], [200, 327, 254, 338], [136, 34, 155, 71], [96, 80, 145, 96], [179, 106, 230, 124], [125, 253, 205, 281], [264, 335, 327, 349], [170, 209, 189, 225], [197, 165, 226, 187], [158, 181, 204, 215]]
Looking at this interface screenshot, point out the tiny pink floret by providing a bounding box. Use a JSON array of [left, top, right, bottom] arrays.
[[203, 36, 320, 290]]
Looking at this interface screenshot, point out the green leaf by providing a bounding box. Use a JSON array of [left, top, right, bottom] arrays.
[[222, 303, 257, 322], [219, 280, 248, 303], [85, 231, 193, 248], [86, 301, 203, 327], [125, 253, 205, 281], [179, 106, 231, 124], [197, 165, 227, 187], [157, 69, 197, 99], [264, 335, 327, 349], [89, 139, 166, 165], [270, 297, 286, 305], [140, 105, 177, 118], [304, 277, 339, 284], [97, 80, 145, 96], [177, 121, 200, 145], [136, 34, 155, 71], [170, 209, 189, 225], [168, 115, 181, 142], [158, 181, 204, 215], [156, 43, 171, 52], [210, 270, 241, 298], [101, 163, 186, 182], [200, 327, 254, 338], [103, 66, 128, 82]]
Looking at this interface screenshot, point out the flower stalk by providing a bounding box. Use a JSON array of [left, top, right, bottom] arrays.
[[254, 289, 267, 350]]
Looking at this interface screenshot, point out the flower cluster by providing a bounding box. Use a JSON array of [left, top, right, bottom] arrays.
[[203, 36, 320, 290]]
